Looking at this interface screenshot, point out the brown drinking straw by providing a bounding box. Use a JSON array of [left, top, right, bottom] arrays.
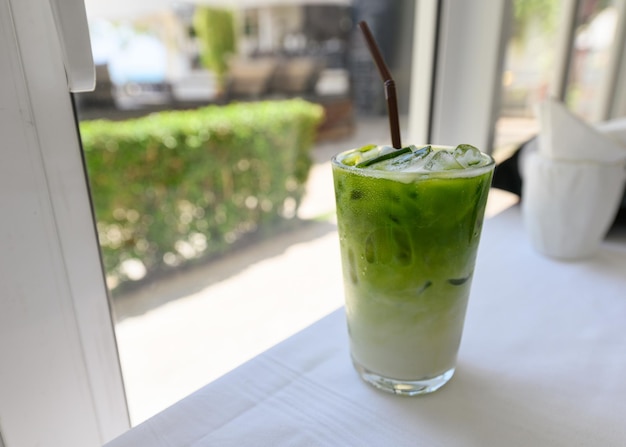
[[358, 20, 402, 149]]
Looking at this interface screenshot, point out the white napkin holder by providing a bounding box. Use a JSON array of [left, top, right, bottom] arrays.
[[522, 99, 626, 260]]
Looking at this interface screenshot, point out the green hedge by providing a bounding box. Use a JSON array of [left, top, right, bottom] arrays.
[[80, 99, 324, 289]]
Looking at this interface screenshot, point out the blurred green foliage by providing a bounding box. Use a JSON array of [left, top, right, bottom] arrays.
[[512, 0, 560, 43], [80, 99, 324, 290], [193, 6, 236, 90]]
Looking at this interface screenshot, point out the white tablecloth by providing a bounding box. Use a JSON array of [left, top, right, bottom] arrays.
[[106, 207, 626, 446]]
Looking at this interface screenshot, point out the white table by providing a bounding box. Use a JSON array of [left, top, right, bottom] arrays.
[[106, 207, 626, 446]]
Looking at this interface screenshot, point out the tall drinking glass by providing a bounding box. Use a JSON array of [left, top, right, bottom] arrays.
[[332, 144, 494, 395]]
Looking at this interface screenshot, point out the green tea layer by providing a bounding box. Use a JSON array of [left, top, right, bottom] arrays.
[[332, 144, 494, 380]]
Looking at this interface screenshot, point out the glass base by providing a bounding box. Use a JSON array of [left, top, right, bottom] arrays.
[[353, 360, 455, 396]]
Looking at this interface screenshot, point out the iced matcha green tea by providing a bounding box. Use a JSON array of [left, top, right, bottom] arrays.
[[332, 144, 494, 395]]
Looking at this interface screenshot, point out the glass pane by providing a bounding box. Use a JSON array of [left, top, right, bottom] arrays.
[[565, 0, 621, 121], [77, 1, 415, 425], [494, 0, 624, 161], [494, 0, 563, 162]]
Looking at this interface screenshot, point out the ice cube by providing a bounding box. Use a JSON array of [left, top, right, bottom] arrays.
[[424, 150, 464, 171], [385, 145, 433, 172], [354, 145, 398, 168], [390, 146, 430, 167], [363, 148, 411, 170], [409, 145, 432, 157], [371, 145, 396, 161], [365, 146, 428, 171], [386, 152, 415, 170], [390, 152, 415, 165], [341, 152, 362, 166], [406, 145, 432, 170], [453, 144, 483, 167], [364, 227, 413, 265], [341, 144, 378, 166]]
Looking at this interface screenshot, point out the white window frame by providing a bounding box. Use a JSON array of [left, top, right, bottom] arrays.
[[409, 0, 626, 154], [2, 0, 624, 444], [597, 0, 626, 121], [408, 0, 512, 153], [551, 0, 626, 122], [0, 0, 128, 445]]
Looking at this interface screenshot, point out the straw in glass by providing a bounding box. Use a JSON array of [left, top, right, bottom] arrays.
[[358, 20, 402, 149]]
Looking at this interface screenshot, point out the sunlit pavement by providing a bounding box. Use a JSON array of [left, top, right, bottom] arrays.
[[112, 116, 522, 425]]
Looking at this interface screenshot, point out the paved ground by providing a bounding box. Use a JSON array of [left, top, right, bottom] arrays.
[[112, 116, 521, 425]]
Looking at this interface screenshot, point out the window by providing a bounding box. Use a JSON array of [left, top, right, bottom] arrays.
[[5, 1, 625, 442], [78, 1, 396, 425], [493, 0, 626, 160]]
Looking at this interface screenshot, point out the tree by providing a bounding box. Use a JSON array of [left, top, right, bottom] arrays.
[[193, 6, 237, 94], [512, 0, 560, 45]]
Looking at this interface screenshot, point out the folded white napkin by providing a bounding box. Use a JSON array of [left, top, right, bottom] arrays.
[[539, 99, 626, 163], [597, 116, 626, 147], [522, 98, 626, 260]]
